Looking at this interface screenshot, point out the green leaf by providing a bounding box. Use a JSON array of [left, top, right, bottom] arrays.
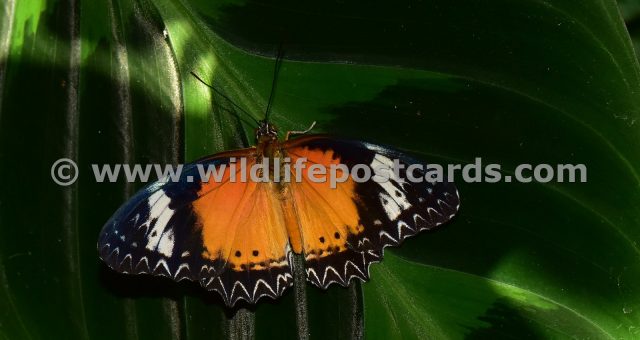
[[1, 0, 639, 339], [619, 0, 640, 21], [622, 0, 640, 64], [365, 253, 613, 339]]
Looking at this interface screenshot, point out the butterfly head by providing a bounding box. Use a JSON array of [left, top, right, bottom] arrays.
[[256, 120, 278, 143]]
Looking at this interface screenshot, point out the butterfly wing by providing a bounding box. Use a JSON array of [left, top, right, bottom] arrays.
[[283, 135, 460, 288], [97, 150, 294, 306]]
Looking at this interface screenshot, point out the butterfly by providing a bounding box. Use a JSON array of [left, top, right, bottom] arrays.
[[97, 52, 460, 307], [97, 121, 459, 306]]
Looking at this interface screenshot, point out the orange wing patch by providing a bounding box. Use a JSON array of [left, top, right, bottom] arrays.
[[193, 159, 289, 272], [190, 156, 294, 305], [286, 147, 364, 259]]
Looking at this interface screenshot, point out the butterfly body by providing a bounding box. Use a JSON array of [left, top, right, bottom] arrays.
[[98, 121, 460, 306]]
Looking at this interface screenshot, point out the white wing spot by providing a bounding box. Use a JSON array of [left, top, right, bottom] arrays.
[[157, 229, 175, 257], [145, 190, 176, 257], [379, 193, 401, 221], [370, 154, 412, 221]]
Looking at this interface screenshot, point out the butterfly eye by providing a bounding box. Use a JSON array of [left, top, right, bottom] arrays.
[[255, 121, 278, 141]]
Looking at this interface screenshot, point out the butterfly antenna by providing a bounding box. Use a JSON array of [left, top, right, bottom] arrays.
[[264, 42, 284, 122], [190, 71, 260, 126]]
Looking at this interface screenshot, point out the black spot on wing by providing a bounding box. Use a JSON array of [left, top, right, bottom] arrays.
[[201, 251, 294, 307], [304, 247, 381, 289]]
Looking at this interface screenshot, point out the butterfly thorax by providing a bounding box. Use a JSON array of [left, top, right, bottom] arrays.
[[254, 121, 290, 185], [255, 120, 281, 159]]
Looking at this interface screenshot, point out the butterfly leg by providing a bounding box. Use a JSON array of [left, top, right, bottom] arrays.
[[285, 121, 316, 140]]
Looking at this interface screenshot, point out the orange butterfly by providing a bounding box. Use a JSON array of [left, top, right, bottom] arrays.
[[98, 54, 460, 307], [97, 121, 459, 306]]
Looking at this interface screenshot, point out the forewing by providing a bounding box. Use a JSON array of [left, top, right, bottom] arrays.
[[284, 136, 460, 288]]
